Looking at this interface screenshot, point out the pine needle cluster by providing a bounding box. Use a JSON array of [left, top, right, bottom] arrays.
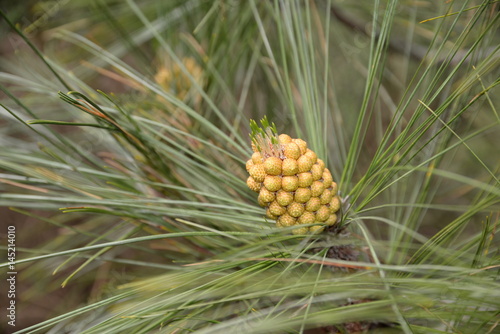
[[0, 1, 499, 333]]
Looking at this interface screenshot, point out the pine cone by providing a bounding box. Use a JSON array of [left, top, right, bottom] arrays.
[[247, 119, 341, 235]]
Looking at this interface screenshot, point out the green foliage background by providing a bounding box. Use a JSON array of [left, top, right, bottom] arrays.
[[0, 0, 499, 333]]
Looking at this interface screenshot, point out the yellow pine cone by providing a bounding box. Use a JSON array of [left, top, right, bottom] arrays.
[[246, 132, 341, 234]]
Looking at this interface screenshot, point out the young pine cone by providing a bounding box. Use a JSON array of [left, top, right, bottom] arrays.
[[246, 119, 341, 235]]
